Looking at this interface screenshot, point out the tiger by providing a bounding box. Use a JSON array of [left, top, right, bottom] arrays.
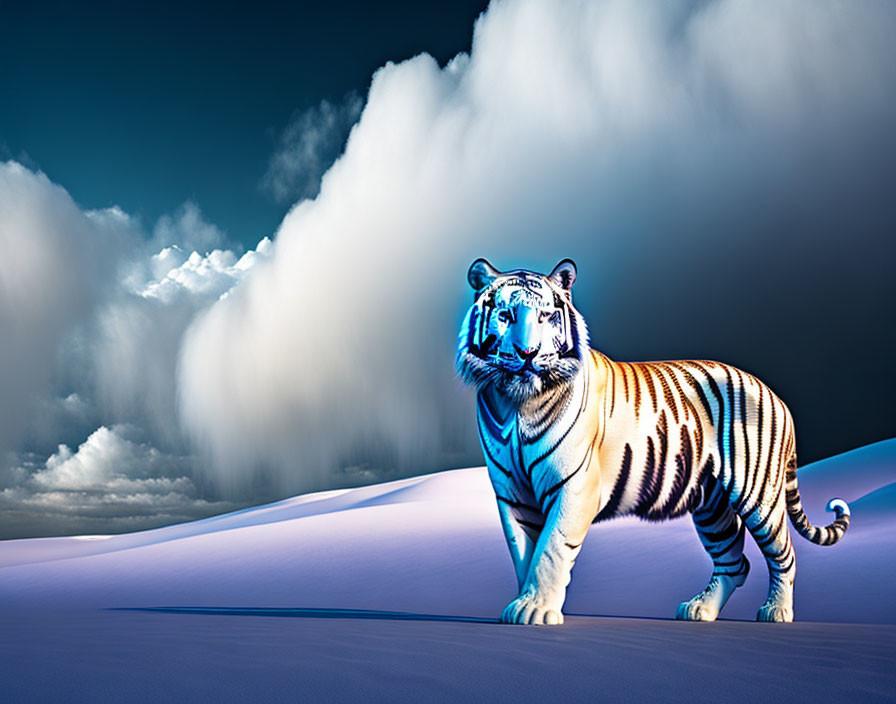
[[456, 258, 850, 625]]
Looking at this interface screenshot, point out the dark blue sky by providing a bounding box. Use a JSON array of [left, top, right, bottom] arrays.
[[1, 0, 489, 249]]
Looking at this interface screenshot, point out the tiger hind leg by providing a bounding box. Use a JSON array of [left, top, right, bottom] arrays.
[[742, 502, 796, 622], [676, 476, 750, 622]]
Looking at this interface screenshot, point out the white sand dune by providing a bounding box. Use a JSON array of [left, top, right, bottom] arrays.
[[1, 440, 894, 702]]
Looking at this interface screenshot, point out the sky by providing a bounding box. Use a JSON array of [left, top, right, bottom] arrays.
[[0, 0, 489, 250], [1, 0, 894, 539]]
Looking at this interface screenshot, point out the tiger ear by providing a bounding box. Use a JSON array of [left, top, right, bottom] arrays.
[[549, 259, 577, 292], [468, 258, 500, 291]]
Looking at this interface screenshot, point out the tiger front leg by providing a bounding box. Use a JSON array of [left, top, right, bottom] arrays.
[[495, 497, 538, 591], [501, 487, 598, 626]]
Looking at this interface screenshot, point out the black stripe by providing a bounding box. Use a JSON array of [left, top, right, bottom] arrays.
[[747, 504, 775, 538], [517, 518, 544, 531], [723, 365, 736, 493], [526, 363, 589, 474], [523, 388, 569, 444], [770, 402, 788, 496], [628, 363, 642, 419], [768, 552, 795, 573], [518, 433, 529, 482], [540, 445, 590, 510], [526, 409, 579, 477], [468, 307, 478, 351], [751, 380, 764, 511], [689, 363, 724, 486], [633, 436, 660, 517], [496, 495, 541, 513], [534, 388, 560, 414], [654, 364, 679, 424], [642, 365, 658, 414], [594, 443, 633, 521], [717, 520, 746, 555], [477, 421, 511, 477], [643, 412, 670, 519], [478, 392, 510, 443], [705, 521, 745, 558], [658, 363, 695, 423], [754, 513, 784, 548], [664, 425, 694, 515], [701, 521, 739, 544], [740, 382, 769, 514], [723, 557, 750, 578], [691, 362, 724, 425], [609, 360, 616, 418], [736, 369, 750, 494], [693, 418, 704, 465], [694, 466, 729, 528], [763, 392, 777, 498], [670, 362, 715, 426]]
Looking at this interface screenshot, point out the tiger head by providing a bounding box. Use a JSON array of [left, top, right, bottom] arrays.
[[456, 259, 589, 403]]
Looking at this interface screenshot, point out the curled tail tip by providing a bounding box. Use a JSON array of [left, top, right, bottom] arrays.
[[826, 497, 851, 518]]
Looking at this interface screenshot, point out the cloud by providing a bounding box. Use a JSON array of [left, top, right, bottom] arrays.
[[139, 238, 272, 303], [0, 162, 136, 458], [88, 236, 272, 446], [151, 201, 228, 255], [0, 425, 230, 539], [180, 0, 896, 495], [0, 162, 271, 536], [33, 425, 186, 491], [260, 92, 364, 203]]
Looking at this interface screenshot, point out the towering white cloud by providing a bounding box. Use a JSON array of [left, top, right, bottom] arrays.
[[179, 0, 896, 495]]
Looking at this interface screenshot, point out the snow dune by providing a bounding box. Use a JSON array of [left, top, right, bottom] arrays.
[[0, 439, 893, 623], [1, 439, 894, 702]]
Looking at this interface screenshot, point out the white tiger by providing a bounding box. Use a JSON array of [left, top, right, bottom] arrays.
[[456, 258, 849, 625]]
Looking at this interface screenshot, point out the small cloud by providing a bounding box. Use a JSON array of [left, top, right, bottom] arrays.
[[260, 92, 363, 204], [85, 205, 133, 228], [152, 201, 228, 255], [138, 237, 272, 303], [32, 425, 171, 490]]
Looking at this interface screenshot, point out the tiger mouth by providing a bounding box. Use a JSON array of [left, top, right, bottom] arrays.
[[468, 340, 560, 376], [490, 356, 544, 376]]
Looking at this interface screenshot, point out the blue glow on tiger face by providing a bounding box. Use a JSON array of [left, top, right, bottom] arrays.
[[457, 260, 588, 402], [473, 275, 572, 375]]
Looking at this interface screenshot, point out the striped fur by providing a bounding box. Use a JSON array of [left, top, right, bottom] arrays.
[[457, 260, 850, 625]]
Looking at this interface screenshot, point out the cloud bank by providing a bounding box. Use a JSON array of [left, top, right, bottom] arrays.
[[179, 0, 896, 495], [0, 425, 230, 538], [0, 162, 270, 536]]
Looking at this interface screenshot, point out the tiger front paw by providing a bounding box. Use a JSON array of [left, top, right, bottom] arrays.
[[756, 603, 793, 623], [501, 590, 564, 625], [675, 597, 719, 622]]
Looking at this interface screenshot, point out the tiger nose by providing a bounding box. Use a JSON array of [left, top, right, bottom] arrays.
[[514, 343, 540, 359]]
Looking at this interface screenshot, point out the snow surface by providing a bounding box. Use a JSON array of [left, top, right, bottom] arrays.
[[1, 439, 894, 702]]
